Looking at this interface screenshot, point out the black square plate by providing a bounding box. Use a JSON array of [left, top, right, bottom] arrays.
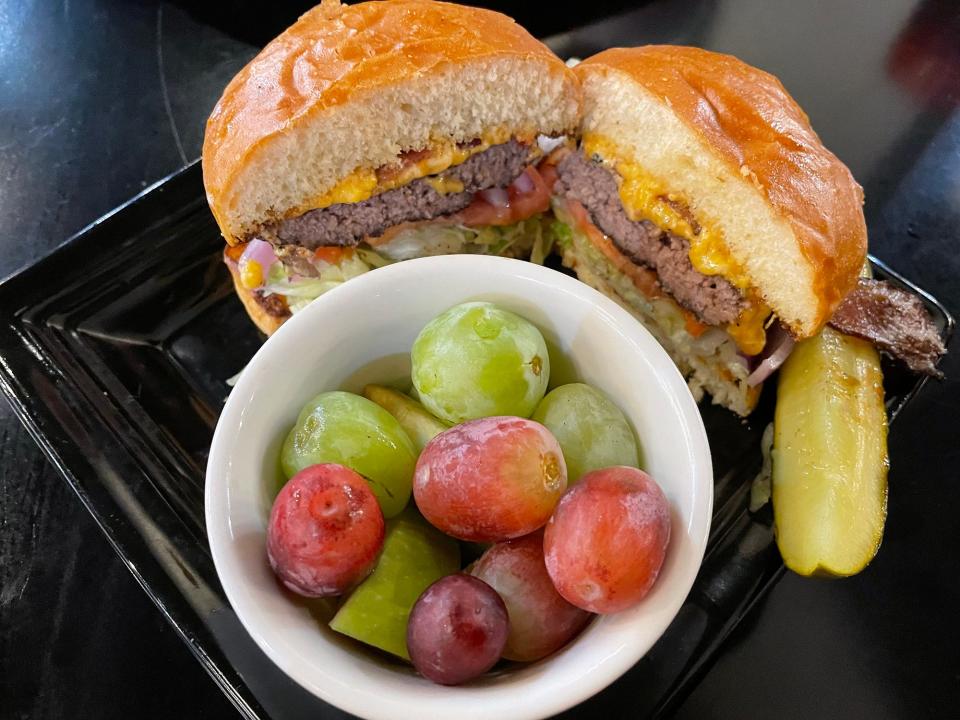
[[0, 35, 953, 720], [1, 158, 952, 720]]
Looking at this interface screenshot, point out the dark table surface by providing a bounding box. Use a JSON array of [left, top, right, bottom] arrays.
[[2, 1, 958, 718]]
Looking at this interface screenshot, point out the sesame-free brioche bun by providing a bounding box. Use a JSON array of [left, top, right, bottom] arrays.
[[203, 0, 580, 245], [573, 46, 867, 339]]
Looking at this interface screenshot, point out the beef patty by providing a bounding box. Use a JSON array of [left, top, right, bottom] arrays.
[[553, 151, 746, 327], [260, 140, 533, 250], [829, 278, 946, 377]]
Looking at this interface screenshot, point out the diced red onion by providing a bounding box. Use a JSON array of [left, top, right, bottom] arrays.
[[511, 169, 536, 194], [240, 238, 278, 274], [537, 135, 566, 154], [479, 187, 510, 208], [747, 324, 795, 386]]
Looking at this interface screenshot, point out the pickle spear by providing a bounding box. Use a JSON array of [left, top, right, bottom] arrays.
[[772, 326, 889, 577]]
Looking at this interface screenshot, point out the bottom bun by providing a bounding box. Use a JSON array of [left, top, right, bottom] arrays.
[[226, 259, 289, 337], [553, 204, 760, 416]]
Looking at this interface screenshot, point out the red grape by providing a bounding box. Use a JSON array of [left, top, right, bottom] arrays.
[[267, 464, 385, 597], [471, 530, 590, 661], [413, 417, 567, 542], [406, 574, 509, 685], [544, 467, 671, 613]]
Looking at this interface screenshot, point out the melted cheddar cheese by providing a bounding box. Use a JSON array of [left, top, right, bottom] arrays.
[[239, 259, 263, 289], [726, 297, 771, 356], [581, 133, 770, 355], [305, 127, 525, 212], [310, 169, 379, 208], [424, 176, 465, 195]]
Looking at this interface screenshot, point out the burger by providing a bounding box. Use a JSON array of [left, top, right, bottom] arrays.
[[539, 46, 877, 416], [202, 0, 580, 335], [204, 7, 944, 413]]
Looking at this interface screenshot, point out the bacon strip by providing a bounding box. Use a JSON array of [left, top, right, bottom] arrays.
[[828, 278, 946, 378]]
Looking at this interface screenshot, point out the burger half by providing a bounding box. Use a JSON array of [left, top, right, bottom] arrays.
[[544, 46, 875, 416], [202, 0, 580, 335]]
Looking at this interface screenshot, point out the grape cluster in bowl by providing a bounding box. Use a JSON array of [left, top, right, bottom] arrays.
[[265, 301, 673, 685]]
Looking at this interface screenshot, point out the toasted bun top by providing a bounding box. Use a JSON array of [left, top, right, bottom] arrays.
[[575, 46, 867, 337], [203, 0, 579, 243]]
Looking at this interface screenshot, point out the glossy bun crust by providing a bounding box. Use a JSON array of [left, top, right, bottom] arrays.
[[576, 46, 867, 337], [203, 0, 579, 243]]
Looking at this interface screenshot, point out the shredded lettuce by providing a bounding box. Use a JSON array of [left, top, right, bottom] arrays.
[[550, 219, 574, 250], [375, 225, 484, 261], [261, 251, 375, 314], [530, 221, 560, 265], [259, 215, 553, 317], [356, 247, 393, 268], [266, 261, 287, 285], [373, 216, 549, 262]]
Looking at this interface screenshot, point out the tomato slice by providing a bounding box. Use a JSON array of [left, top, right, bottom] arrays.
[[536, 160, 559, 192], [224, 242, 247, 262], [507, 166, 551, 219], [684, 312, 709, 337], [561, 199, 661, 300], [562, 198, 594, 236], [458, 166, 552, 227], [314, 246, 355, 264], [457, 196, 513, 226]]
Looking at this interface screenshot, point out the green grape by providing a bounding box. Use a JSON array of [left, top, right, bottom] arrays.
[[532, 383, 639, 483], [329, 507, 460, 659], [411, 302, 550, 424], [280, 391, 415, 518]]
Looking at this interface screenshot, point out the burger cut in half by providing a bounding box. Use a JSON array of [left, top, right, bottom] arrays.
[[543, 46, 870, 416], [202, 0, 580, 335]]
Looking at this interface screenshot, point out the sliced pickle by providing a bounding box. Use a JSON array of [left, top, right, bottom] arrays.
[[772, 326, 889, 577]]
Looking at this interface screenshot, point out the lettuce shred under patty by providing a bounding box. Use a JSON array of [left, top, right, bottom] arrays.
[[374, 216, 553, 263], [260, 252, 373, 314], [261, 215, 556, 314]]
